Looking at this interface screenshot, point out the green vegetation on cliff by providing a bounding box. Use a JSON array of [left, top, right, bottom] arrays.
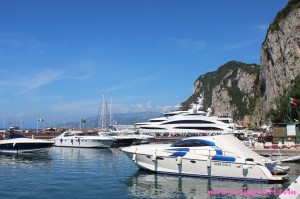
[[180, 61, 260, 120], [268, 76, 300, 123], [268, 0, 300, 33]]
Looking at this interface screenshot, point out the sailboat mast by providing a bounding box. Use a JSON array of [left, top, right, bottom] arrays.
[[110, 95, 112, 127], [101, 94, 106, 130], [19, 114, 23, 132], [3, 114, 5, 131]]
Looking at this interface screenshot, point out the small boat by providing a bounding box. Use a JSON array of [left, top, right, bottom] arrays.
[[262, 155, 300, 163], [265, 164, 290, 175], [7, 123, 20, 132], [53, 130, 115, 148], [121, 134, 289, 182], [0, 132, 53, 153], [280, 155, 300, 162]]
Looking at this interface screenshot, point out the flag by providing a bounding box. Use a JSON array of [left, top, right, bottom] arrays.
[[80, 119, 86, 124], [290, 97, 298, 106], [37, 117, 44, 122]]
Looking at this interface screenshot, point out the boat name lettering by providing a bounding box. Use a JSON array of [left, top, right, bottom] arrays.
[[214, 162, 231, 167]]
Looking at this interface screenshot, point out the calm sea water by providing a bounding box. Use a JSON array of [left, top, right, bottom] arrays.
[[0, 147, 299, 199]]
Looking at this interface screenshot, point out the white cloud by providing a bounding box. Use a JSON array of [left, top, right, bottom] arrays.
[[146, 101, 152, 109], [99, 75, 160, 93], [129, 101, 177, 113], [255, 25, 269, 32], [0, 67, 91, 95], [174, 38, 206, 50], [223, 39, 259, 51], [130, 103, 145, 112], [159, 37, 206, 51], [0, 33, 45, 57], [18, 69, 63, 94]]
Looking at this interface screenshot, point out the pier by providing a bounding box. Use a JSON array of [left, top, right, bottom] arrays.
[[252, 148, 300, 156]]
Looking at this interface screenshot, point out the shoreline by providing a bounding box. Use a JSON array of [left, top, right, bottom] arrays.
[[19, 132, 300, 157]]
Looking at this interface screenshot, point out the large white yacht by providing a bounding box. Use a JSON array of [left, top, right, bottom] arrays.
[[121, 134, 289, 182], [53, 130, 115, 148], [135, 92, 234, 135]]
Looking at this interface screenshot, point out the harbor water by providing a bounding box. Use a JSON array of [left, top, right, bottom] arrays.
[[0, 147, 299, 199]]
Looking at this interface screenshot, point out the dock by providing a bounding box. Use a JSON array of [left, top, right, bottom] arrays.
[[253, 148, 300, 156]]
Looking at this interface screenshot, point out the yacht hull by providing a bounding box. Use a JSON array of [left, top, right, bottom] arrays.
[[122, 134, 289, 182], [53, 138, 114, 148], [0, 139, 53, 153], [124, 152, 287, 182], [110, 138, 136, 148]]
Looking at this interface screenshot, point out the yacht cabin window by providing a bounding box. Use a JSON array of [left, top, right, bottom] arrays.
[[163, 120, 215, 125], [171, 139, 210, 147]]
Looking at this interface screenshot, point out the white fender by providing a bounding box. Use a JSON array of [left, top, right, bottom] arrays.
[[206, 158, 211, 167], [242, 164, 252, 170], [284, 141, 292, 149], [264, 142, 272, 148], [152, 154, 157, 162], [132, 154, 137, 162], [176, 156, 182, 165]]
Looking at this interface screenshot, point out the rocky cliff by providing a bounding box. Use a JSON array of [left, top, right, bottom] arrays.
[[180, 61, 260, 121], [252, 0, 300, 125], [181, 0, 300, 126]]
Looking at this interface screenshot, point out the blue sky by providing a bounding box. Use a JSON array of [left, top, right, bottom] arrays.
[[0, 0, 288, 128]]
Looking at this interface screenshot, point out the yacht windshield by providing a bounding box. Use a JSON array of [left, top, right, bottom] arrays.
[[7, 133, 26, 139], [171, 139, 212, 147]]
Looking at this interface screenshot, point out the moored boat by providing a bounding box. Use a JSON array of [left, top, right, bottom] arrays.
[[53, 130, 115, 148], [0, 132, 54, 153], [135, 92, 235, 135], [121, 134, 289, 182]]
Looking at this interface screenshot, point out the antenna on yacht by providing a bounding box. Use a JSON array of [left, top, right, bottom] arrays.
[[196, 91, 204, 111], [192, 104, 197, 114], [206, 108, 212, 117]]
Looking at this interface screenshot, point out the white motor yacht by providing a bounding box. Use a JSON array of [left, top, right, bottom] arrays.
[[121, 134, 289, 182], [0, 132, 53, 153], [135, 92, 234, 135], [53, 130, 115, 148]]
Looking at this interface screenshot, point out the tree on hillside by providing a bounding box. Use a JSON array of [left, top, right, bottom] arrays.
[[268, 77, 300, 123]]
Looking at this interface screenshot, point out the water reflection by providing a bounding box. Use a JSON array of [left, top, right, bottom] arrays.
[[50, 146, 113, 162], [0, 149, 53, 166], [124, 170, 289, 199]]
